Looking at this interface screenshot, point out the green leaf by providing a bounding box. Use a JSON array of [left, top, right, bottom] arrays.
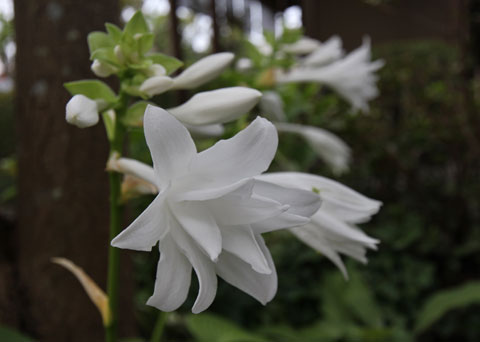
[[415, 281, 480, 334], [186, 313, 269, 342], [147, 53, 183, 75], [124, 11, 149, 37], [121, 101, 151, 127], [87, 31, 113, 54], [136, 33, 154, 55], [64, 80, 117, 103], [105, 23, 123, 42], [122, 85, 147, 99], [0, 325, 35, 342]]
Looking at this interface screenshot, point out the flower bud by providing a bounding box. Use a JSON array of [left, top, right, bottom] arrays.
[[91, 59, 118, 78], [147, 63, 167, 77], [167, 87, 262, 125], [170, 52, 234, 90], [65, 94, 99, 128], [114, 45, 125, 64], [139, 76, 174, 96]]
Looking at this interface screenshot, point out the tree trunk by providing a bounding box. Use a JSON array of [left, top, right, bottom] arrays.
[[13, 0, 133, 340]]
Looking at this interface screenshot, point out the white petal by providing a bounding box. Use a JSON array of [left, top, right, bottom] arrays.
[[274, 122, 351, 174], [146, 234, 192, 311], [91, 59, 118, 78], [208, 193, 288, 226], [170, 201, 222, 262], [256, 172, 381, 223], [290, 224, 349, 279], [139, 76, 174, 96], [167, 87, 261, 125], [171, 52, 234, 90], [251, 213, 311, 233], [259, 91, 286, 122], [281, 36, 321, 55], [302, 36, 344, 67], [111, 191, 168, 251], [216, 234, 277, 305], [143, 105, 196, 188], [170, 217, 217, 314], [107, 157, 157, 188], [221, 225, 271, 274], [253, 180, 321, 219], [185, 123, 225, 139], [188, 117, 278, 189], [65, 95, 99, 128]]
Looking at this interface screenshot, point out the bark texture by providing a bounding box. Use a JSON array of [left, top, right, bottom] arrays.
[[13, 1, 133, 340]]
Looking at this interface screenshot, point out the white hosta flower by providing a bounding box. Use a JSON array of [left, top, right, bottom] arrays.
[[274, 122, 350, 174], [65, 94, 99, 128], [277, 38, 384, 112], [167, 87, 262, 125], [111, 105, 321, 313], [139, 76, 174, 96], [303, 36, 344, 67], [91, 59, 118, 78], [281, 36, 321, 55], [259, 91, 287, 122], [170, 52, 234, 90], [256, 172, 381, 279]]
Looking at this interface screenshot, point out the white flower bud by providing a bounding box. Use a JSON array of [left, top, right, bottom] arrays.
[[167, 87, 262, 125], [91, 59, 118, 78], [139, 76, 174, 96], [170, 52, 234, 90], [148, 63, 167, 77], [65, 95, 99, 128]]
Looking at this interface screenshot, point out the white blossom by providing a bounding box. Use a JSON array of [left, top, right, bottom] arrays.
[[277, 38, 384, 112], [256, 172, 381, 279], [65, 94, 99, 128], [111, 105, 321, 313]]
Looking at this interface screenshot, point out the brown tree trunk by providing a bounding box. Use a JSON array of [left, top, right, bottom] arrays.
[[13, 0, 133, 341]]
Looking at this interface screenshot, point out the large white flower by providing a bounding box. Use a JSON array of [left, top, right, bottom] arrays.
[[276, 38, 384, 112], [256, 172, 381, 279], [111, 105, 321, 313]]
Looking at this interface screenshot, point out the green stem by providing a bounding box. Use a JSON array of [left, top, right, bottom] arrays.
[[105, 93, 128, 342], [150, 311, 169, 342]]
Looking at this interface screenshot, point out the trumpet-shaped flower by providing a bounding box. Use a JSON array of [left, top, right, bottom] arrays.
[[277, 38, 384, 112], [167, 87, 262, 125], [111, 105, 321, 313], [170, 52, 234, 90], [256, 172, 381, 278], [65, 94, 100, 128]]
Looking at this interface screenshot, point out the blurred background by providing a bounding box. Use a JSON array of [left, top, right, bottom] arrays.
[[0, 0, 479, 341]]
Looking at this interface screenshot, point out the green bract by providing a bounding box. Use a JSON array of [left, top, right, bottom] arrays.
[[64, 80, 117, 103]]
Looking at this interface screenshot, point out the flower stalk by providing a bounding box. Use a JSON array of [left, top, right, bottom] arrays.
[[105, 92, 128, 342]]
